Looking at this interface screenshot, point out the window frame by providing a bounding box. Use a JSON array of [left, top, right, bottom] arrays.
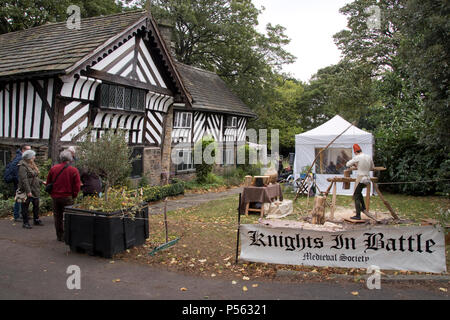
[[174, 112, 193, 129], [175, 148, 194, 173]]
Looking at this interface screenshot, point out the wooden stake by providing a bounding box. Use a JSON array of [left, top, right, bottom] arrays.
[[373, 183, 399, 220], [365, 183, 371, 213], [163, 197, 168, 243], [235, 193, 242, 265], [331, 182, 337, 220]]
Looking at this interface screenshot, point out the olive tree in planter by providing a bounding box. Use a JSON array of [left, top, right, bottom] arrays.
[[77, 128, 134, 201], [64, 128, 148, 258]]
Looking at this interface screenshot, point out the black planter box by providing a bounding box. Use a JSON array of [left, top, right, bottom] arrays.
[[64, 204, 149, 258]]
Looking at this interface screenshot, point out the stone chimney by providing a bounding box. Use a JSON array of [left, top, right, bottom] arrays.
[[157, 19, 176, 55]]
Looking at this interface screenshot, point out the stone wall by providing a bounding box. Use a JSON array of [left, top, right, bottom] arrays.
[[143, 147, 162, 186]]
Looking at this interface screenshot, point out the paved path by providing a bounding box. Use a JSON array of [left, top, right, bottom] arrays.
[[147, 187, 242, 215], [0, 189, 448, 301]]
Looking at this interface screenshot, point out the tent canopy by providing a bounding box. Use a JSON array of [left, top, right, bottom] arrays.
[[294, 115, 374, 195]]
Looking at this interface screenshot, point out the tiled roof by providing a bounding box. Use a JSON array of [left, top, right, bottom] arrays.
[[0, 10, 147, 78], [0, 10, 255, 117], [175, 62, 256, 118]]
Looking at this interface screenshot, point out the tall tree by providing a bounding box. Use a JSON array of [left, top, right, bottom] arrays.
[[333, 0, 405, 75], [146, 0, 295, 109], [399, 0, 450, 149], [251, 77, 305, 153]]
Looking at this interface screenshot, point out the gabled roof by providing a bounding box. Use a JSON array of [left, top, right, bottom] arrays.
[[0, 11, 148, 78], [175, 62, 257, 118], [296, 115, 373, 145]]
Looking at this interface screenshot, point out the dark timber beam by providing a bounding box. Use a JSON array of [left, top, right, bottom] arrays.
[[82, 69, 173, 96]]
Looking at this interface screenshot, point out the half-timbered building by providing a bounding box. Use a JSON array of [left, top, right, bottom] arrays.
[[0, 10, 256, 185]]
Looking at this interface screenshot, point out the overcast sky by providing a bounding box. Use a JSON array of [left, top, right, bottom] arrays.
[[252, 0, 353, 83]]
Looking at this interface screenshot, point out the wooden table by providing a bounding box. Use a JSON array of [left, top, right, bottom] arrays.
[[240, 184, 283, 217]]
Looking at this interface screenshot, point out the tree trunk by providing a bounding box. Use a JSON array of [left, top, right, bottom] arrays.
[[104, 182, 109, 202]]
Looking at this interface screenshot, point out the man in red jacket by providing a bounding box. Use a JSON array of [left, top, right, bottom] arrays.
[[46, 150, 81, 241]]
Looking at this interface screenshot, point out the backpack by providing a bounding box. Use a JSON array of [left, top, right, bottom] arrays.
[[3, 156, 20, 184]]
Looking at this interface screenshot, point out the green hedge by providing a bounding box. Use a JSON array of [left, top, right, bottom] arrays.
[[142, 180, 185, 203]]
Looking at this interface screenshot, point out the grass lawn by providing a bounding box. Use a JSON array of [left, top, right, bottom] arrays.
[[116, 186, 450, 282]]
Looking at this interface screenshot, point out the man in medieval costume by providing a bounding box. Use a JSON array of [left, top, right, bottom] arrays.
[[346, 144, 374, 220]]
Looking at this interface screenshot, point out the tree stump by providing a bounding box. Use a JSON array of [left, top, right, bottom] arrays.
[[311, 196, 326, 225]]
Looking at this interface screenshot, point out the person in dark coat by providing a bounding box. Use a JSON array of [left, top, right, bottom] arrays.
[[3, 145, 31, 222], [79, 167, 102, 197]]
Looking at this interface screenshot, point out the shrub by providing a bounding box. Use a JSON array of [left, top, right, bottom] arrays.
[[142, 180, 185, 203], [0, 198, 15, 218], [194, 136, 216, 183]]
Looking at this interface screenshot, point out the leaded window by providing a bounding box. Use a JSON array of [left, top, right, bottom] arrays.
[[100, 84, 145, 112]]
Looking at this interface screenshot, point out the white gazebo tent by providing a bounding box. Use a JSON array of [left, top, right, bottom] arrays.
[[293, 115, 374, 195]]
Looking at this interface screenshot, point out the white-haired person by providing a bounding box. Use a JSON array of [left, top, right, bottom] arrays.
[[46, 150, 81, 241], [17, 150, 44, 229]]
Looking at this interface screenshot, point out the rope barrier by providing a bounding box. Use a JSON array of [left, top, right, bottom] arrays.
[[376, 179, 450, 185]]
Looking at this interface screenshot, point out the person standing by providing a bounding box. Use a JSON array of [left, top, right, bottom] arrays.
[[79, 167, 102, 197], [46, 150, 81, 241], [18, 150, 44, 229], [67, 146, 77, 165], [346, 144, 374, 220], [3, 144, 31, 222]]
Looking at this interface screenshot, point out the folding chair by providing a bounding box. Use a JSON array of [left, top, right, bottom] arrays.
[[294, 173, 316, 199]]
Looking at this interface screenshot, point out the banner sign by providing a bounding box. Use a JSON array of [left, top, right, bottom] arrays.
[[239, 224, 447, 273]]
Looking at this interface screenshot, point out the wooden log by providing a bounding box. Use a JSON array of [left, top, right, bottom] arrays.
[[311, 196, 326, 225], [373, 183, 399, 220]]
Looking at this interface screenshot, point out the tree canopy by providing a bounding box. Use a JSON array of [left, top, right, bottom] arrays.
[[146, 0, 296, 110]]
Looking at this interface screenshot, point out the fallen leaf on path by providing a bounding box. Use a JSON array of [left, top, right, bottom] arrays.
[[351, 291, 359, 296], [112, 279, 121, 283], [232, 281, 237, 285], [180, 287, 188, 291], [242, 276, 250, 281], [242, 286, 248, 292], [252, 284, 258, 288], [439, 288, 448, 292]]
